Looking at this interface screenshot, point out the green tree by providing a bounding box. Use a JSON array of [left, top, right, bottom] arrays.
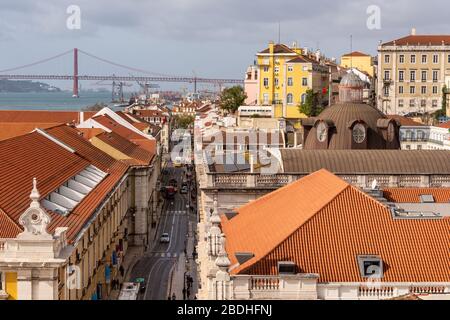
[[434, 85, 448, 120], [219, 86, 247, 114], [174, 115, 195, 129], [298, 89, 323, 117]]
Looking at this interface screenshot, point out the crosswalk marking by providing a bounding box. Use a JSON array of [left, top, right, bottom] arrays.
[[148, 252, 179, 258], [166, 210, 187, 215]]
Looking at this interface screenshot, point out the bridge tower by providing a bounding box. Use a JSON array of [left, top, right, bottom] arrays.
[[72, 48, 79, 98]]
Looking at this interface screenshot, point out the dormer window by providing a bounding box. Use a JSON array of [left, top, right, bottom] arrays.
[[278, 261, 296, 275], [352, 123, 366, 143], [316, 122, 328, 142], [357, 255, 383, 278]]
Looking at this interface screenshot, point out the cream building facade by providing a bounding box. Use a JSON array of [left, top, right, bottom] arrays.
[[377, 30, 450, 115]]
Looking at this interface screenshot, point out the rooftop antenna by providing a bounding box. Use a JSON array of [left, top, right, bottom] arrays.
[[350, 35, 353, 70], [278, 21, 281, 44]]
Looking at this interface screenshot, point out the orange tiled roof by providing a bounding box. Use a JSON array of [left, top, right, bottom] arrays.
[[0, 208, 21, 238], [0, 130, 128, 242], [76, 128, 104, 139], [386, 115, 425, 126], [437, 121, 450, 129], [221, 169, 450, 283], [383, 35, 450, 46], [96, 131, 155, 166], [93, 114, 145, 140], [383, 188, 450, 203], [0, 122, 60, 141], [45, 125, 121, 171], [342, 51, 370, 57], [0, 110, 95, 123], [259, 44, 295, 54]]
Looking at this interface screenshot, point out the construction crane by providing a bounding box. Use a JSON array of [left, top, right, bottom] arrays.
[[129, 74, 159, 97], [94, 78, 132, 103]]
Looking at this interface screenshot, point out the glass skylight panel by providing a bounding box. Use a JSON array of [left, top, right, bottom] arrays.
[[41, 165, 107, 216]]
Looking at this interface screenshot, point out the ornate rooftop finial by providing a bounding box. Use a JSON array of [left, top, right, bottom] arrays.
[[215, 233, 231, 269], [17, 178, 52, 240], [30, 177, 40, 205]]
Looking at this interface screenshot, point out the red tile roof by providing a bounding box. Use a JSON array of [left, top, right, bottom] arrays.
[[221, 169, 450, 283], [387, 115, 425, 126], [0, 110, 95, 123], [96, 131, 155, 166], [0, 130, 128, 242], [342, 51, 370, 57], [0, 208, 21, 238], [0, 122, 60, 141], [382, 35, 450, 46], [93, 114, 145, 140], [259, 44, 295, 54], [383, 188, 450, 203], [437, 121, 450, 129]]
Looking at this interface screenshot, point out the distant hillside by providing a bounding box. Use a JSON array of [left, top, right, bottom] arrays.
[[0, 79, 61, 93]]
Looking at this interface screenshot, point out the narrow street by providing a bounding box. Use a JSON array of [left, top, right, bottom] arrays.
[[129, 138, 197, 300]]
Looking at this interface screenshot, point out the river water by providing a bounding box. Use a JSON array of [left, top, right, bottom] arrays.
[[0, 91, 123, 110]]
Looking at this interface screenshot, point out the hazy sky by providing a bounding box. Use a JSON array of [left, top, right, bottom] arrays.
[[0, 0, 449, 90]]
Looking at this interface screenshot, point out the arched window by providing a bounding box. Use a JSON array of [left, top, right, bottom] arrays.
[[286, 93, 293, 104], [301, 93, 307, 104]]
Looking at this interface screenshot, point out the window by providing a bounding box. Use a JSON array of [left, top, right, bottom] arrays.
[[278, 261, 296, 275], [399, 86, 404, 94], [421, 70, 427, 82], [263, 78, 269, 87], [421, 86, 427, 94], [274, 78, 279, 86], [287, 65, 293, 72], [316, 122, 327, 142], [421, 99, 426, 108], [448, 55, 450, 63], [410, 86, 415, 94], [263, 93, 269, 104], [432, 99, 438, 108], [352, 123, 366, 143], [287, 77, 293, 86], [399, 55, 405, 63], [263, 66, 269, 72], [302, 78, 308, 86], [274, 67, 280, 73], [286, 93, 293, 104], [301, 93, 306, 104], [384, 55, 390, 63], [406, 145, 411, 150], [399, 70, 404, 82], [433, 54, 439, 64], [384, 86, 389, 96], [384, 70, 390, 80], [410, 99, 415, 108], [410, 70, 416, 82], [433, 86, 438, 94], [411, 54, 416, 63], [417, 145, 422, 150], [398, 99, 404, 108], [302, 66, 308, 71], [357, 256, 383, 278], [433, 70, 439, 82], [422, 54, 427, 63]]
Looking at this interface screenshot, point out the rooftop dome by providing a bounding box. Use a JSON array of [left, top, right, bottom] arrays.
[[339, 72, 365, 103]]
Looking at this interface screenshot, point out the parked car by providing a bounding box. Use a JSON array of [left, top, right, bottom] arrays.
[[160, 233, 170, 243]]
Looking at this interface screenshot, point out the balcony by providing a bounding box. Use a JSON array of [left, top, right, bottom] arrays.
[[210, 174, 300, 189]]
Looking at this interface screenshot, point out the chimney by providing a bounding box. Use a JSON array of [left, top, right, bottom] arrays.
[[411, 28, 416, 36], [269, 41, 274, 55]]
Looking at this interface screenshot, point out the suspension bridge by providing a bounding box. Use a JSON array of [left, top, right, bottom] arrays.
[[0, 48, 244, 97]]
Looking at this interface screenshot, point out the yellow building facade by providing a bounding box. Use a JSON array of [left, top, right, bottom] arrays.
[[340, 51, 374, 77], [256, 42, 329, 122]]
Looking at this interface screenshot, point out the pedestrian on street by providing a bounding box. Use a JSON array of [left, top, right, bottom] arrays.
[[119, 265, 125, 278]]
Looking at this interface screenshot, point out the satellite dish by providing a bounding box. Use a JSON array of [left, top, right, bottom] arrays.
[[371, 179, 378, 190]]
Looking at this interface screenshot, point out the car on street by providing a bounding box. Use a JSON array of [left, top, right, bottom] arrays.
[[160, 233, 170, 243], [180, 185, 188, 194]]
